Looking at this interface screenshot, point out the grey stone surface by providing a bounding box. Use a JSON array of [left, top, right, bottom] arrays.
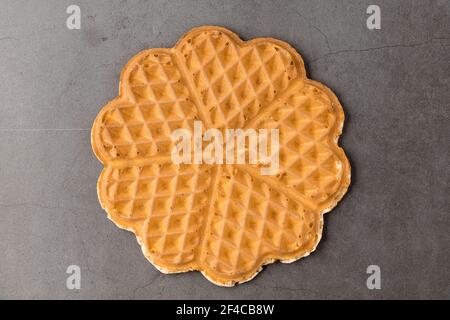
[[0, 0, 448, 299]]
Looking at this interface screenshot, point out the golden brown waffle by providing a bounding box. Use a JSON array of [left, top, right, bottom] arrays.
[[91, 26, 350, 286]]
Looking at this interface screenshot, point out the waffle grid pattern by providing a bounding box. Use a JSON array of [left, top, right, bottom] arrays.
[[97, 52, 198, 160], [104, 163, 211, 265], [256, 83, 342, 203], [178, 30, 298, 128], [204, 167, 318, 275]]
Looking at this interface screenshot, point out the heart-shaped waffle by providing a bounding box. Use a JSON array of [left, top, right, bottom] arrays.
[[91, 26, 350, 286]]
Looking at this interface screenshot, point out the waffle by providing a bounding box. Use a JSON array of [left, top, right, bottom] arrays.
[[91, 26, 350, 286]]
